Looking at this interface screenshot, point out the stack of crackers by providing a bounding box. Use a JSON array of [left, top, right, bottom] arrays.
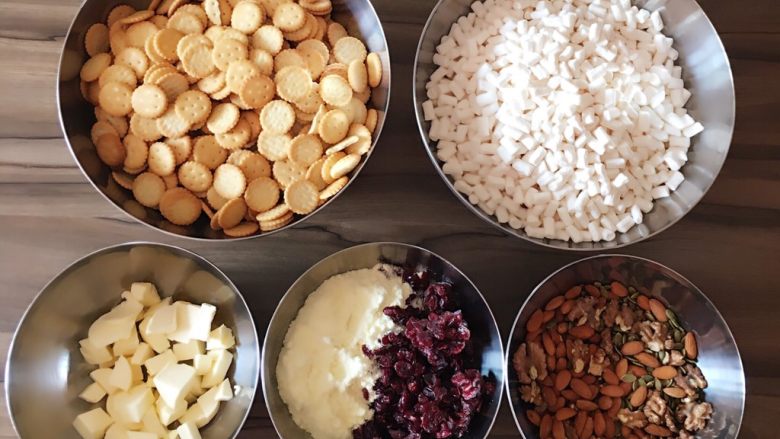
[[79, 0, 383, 237]]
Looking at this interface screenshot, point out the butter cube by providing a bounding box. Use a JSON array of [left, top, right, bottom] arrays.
[[144, 349, 177, 376], [73, 408, 113, 439], [173, 340, 205, 362], [127, 432, 157, 439], [176, 422, 202, 439], [139, 316, 171, 354], [144, 296, 172, 319], [146, 302, 177, 335], [206, 325, 235, 351], [104, 424, 129, 439], [110, 356, 141, 391], [89, 300, 144, 347], [179, 401, 217, 428], [156, 397, 187, 426], [191, 304, 216, 341], [79, 382, 107, 403], [90, 368, 118, 395], [79, 338, 114, 365], [130, 343, 154, 365], [142, 407, 167, 438], [130, 282, 161, 307], [106, 393, 140, 429], [168, 431, 179, 439], [193, 354, 212, 375], [168, 303, 215, 343], [201, 349, 233, 388], [113, 326, 140, 357], [125, 385, 155, 424], [213, 378, 233, 401], [154, 363, 197, 408]]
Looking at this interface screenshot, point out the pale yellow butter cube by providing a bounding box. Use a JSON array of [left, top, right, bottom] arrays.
[[201, 349, 233, 388], [154, 363, 197, 408], [131, 342, 154, 365], [144, 349, 177, 376], [79, 382, 107, 404], [130, 282, 161, 307], [173, 340, 205, 362], [176, 422, 202, 439], [73, 407, 113, 439], [206, 325, 235, 351]]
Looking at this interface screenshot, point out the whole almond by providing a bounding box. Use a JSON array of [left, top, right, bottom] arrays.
[[615, 358, 629, 378], [603, 369, 619, 386], [645, 424, 672, 437], [611, 281, 628, 297], [629, 385, 648, 407], [560, 299, 574, 314], [569, 324, 595, 339], [542, 309, 555, 323], [648, 298, 668, 322], [540, 414, 552, 438], [576, 399, 598, 411], [635, 352, 661, 368], [636, 294, 650, 311], [555, 370, 572, 391], [620, 340, 644, 356], [555, 407, 577, 421], [598, 395, 613, 410], [561, 389, 578, 401], [581, 416, 594, 438], [545, 295, 565, 311], [663, 387, 687, 399], [543, 332, 555, 356], [526, 309, 544, 332], [608, 397, 622, 417], [652, 365, 678, 380], [584, 284, 600, 297], [564, 285, 582, 299], [552, 419, 565, 439], [574, 411, 587, 435], [542, 386, 557, 407], [593, 412, 606, 436], [600, 384, 625, 398], [684, 331, 698, 359], [526, 409, 541, 426], [629, 365, 648, 378], [570, 378, 592, 399]]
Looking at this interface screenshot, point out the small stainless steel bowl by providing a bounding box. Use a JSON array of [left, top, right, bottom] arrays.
[[262, 242, 505, 438], [413, 0, 735, 250], [4, 242, 260, 439], [505, 255, 745, 438], [57, 0, 391, 240]]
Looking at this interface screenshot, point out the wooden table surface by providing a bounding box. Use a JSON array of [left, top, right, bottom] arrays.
[[1, 0, 779, 437]]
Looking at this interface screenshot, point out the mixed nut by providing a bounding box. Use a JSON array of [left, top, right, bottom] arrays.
[[513, 281, 712, 438]]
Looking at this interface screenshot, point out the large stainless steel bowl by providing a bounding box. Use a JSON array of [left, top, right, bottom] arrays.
[[413, 0, 735, 250], [262, 242, 505, 438], [58, 0, 391, 240], [4, 242, 260, 438], [505, 255, 745, 438]]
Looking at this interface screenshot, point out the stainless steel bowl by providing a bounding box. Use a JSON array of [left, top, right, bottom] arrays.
[[57, 0, 391, 240], [505, 255, 745, 438], [413, 0, 735, 250], [4, 242, 260, 438], [262, 242, 505, 438]]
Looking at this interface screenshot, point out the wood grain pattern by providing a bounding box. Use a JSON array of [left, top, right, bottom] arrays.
[[0, 0, 778, 437]]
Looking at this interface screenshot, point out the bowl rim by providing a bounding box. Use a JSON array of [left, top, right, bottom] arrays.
[[261, 241, 506, 439], [502, 253, 746, 438], [56, 0, 393, 242], [411, 0, 736, 251], [3, 241, 261, 439]]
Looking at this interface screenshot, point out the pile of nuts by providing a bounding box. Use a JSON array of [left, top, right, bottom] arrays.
[[513, 281, 712, 438], [79, 0, 383, 236]]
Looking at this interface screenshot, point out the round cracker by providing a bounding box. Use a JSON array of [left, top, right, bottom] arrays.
[[213, 163, 247, 199], [306, 157, 327, 190], [288, 134, 322, 168], [282, 12, 315, 42], [235, 151, 271, 181], [95, 107, 129, 136], [244, 176, 280, 212], [96, 133, 127, 167], [217, 197, 247, 229], [275, 65, 312, 103], [130, 113, 163, 142], [118, 10, 154, 25], [81, 53, 112, 82], [333, 36, 367, 65], [273, 48, 306, 72], [193, 135, 229, 169], [132, 172, 166, 207], [284, 179, 318, 214], [148, 141, 177, 176], [154, 72, 189, 101], [197, 70, 226, 94], [366, 52, 382, 88], [175, 89, 212, 124], [296, 39, 328, 79], [91, 120, 118, 145], [259, 100, 295, 134], [215, 118, 251, 149], [322, 62, 348, 80], [131, 84, 168, 118], [327, 21, 348, 46], [108, 5, 136, 27], [207, 102, 240, 134], [319, 74, 353, 107], [324, 135, 358, 155], [99, 81, 134, 116], [126, 21, 159, 48], [203, 0, 223, 25], [168, 11, 205, 35], [258, 132, 292, 161], [206, 186, 229, 209], [224, 221, 259, 237], [231, 1, 265, 34], [319, 175, 348, 200], [320, 150, 344, 184], [255, 203, 290, 221], [317, 109, 350, 144], [153, 28, 185, 61], [329, 152, 361, 179], [212, 37, 248, 71], [159, 187, 202, 225], [272, 159, 305, 188], [347, 59, 368, 93], [99, 64, 138, 89], [156, 106, 191, 138], [166, 136, 192, 165], [249, 48, 274, 76], [251, 25, 283, 55], [85, 23, 110, 56], [112, 171, 135, 190], [225, 59, 260, 93], [181, 43, 218, 78], [123, 134, 149, 169], [365, 108, 378, 134], [259, 211, 293, 231], [116, 47, 150, 78], [178, 160, 214, 192], [238, 74, 275, 109], [272, 3, 305, 32]]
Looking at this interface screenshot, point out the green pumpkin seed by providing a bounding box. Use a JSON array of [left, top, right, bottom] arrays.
[[673, 330, 683, 343], [622, 373, 636, 383], [644, 374, 654, 382], [654, 379, 662, 391], [658, 351, 667, 362], [637, 378, 646, 386], [632, 381, 639, 391]]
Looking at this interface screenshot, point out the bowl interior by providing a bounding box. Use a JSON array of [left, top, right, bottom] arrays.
[[5, 243, 259, 439], [262, 242, 505, 438], [505, 255, 744, 438], [58, 0, 391, 240], [413, 0, 735, 250]]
